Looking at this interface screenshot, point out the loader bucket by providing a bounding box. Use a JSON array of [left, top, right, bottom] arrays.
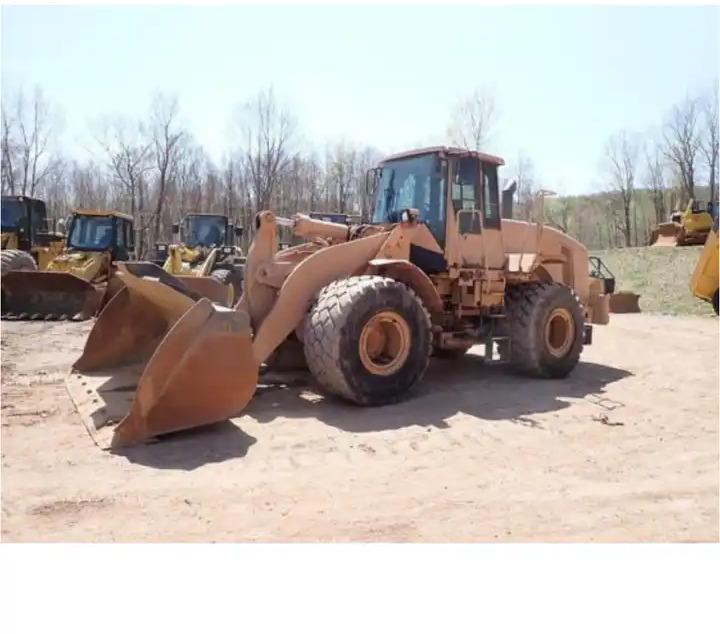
[[175, 275, 234, 306], [649, 222, 680, 247], [1, 270, 100, 320], [66, 262, 258, 449], [609, 291, 641, 313]]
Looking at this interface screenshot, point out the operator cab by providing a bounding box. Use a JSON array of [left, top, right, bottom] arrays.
[[173, 214, 243, 249], [367, 147, 506, 271], [66, 211, 135, 260]]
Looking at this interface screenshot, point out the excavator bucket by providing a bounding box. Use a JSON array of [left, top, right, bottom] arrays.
[[65, 262, 258, 449], [1, 270, 100, 320], [649, 222, 681, 247]]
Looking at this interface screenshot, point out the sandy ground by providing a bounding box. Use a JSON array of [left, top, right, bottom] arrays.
[[1, 314, 718, 542]]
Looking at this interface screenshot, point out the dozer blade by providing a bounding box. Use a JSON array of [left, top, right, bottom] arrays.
[[65, 262, 258, 449], [1, 270, 100, 320]]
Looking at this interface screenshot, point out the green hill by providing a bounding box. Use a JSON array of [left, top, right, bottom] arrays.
[[592, 245, 714, 316]]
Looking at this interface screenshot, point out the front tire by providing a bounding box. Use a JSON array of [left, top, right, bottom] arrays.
[[1, 250, 37, 277], [303, 275, 431, 405], [505, 282, 585, 378], [713, 289, 719, 316]]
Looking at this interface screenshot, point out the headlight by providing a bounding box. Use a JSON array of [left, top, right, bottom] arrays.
[[222, 246, 233, 255], [158, 244, 167, 252]]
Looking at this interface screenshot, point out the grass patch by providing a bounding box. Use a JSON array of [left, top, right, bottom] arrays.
[[592, 245, 714, 316]]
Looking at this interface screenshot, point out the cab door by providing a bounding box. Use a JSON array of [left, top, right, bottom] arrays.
[[450, 157, 505, 270]]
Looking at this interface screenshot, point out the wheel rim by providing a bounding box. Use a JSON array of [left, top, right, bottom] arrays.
[[544, 307, 575, 358], [358, 310, 411, 376]]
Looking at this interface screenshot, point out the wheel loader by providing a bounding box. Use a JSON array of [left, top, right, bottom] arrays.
[[690, 215, 719, 314], [649, 199, 714, 247], [154, 213, 245, 304], [1, 195, 66, 276], [66, 146, 611, 449], [1, 208, 135, 320]]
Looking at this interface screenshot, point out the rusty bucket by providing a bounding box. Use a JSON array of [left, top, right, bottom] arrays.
[[66, 262, 258, 449]]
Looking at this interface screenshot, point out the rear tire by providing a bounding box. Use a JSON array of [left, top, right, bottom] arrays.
[[1, 250, 37, 277], [505, 282, 584, 378], [303, 275, 431, 405]]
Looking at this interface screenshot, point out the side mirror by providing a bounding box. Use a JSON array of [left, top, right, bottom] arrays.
[[171, 223, 179, 234], [234, 226, 244, 237]]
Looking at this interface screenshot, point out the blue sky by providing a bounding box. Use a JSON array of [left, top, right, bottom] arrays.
[[1, 4, 718, 194]]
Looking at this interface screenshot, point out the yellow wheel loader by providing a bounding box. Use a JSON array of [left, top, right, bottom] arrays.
[[649, 199, 714, 247], [153, 213, 245, 305], [1, 195, 66, 275], [66, 146, 612, 449], [1, 209, 135, 321], [690, 215, 719, 314]]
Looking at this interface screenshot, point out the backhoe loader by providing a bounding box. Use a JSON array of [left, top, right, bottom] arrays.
[[1, 195, 66, 276], [66, 146, 611, 449], [1, 209, 135, 320], [155, 213, 245, 303], [649, 199, 714, 247]]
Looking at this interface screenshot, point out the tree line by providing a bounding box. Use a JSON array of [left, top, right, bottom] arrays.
[[1, 83, 718, 255]]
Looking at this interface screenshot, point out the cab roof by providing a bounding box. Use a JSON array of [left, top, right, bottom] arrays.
[[73, 208, 134, 222], [381, 146, 505, 166]]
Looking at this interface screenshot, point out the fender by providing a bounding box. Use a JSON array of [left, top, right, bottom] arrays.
[[367, 258, 443, 316]]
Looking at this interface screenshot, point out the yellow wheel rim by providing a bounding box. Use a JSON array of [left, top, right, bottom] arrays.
[[544, 307, 575, 358], [358, 311, 411, 376]]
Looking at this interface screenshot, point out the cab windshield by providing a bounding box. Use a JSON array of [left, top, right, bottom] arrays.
[[371, 154, 446, 244], [68, 216, 114, 251], [1, 200, 25, 232], [184, 215, 226, 248]]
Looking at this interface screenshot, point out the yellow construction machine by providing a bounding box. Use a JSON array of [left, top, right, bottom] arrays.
[[66, 146, 612, 448], [1, 195, 66, 275], [649, 199, 714, 247], [1, 208, 135, 320], [154, 213, 245, 304], [690, 215, 719, 314]]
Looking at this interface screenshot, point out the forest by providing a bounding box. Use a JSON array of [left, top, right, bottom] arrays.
[[1, 83, 717, 255]]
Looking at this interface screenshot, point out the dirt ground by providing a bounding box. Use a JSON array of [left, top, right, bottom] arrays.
[[1, 314, 718, 542]]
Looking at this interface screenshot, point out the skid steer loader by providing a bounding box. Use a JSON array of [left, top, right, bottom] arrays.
[[67, 146, 611, 449], [154, 213, 245, 304], [1, 209, 135, 320], [649, 199, 714, 247], [1, 196, 66, 276]]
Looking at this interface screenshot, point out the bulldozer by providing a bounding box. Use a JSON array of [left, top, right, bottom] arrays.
[[154, 213, 245, 304], [1, 195, 66, 276], [66, 146, 612, 449], [649, 199, 714, 247], [690, 215, 719, 314], [1, 208, 135, 320]]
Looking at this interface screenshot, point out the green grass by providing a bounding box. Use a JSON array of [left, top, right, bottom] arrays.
[[592, 245, 715, 316]]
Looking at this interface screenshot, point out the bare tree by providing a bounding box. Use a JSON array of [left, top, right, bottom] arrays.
[[95, 117, 152, 253], [605, 130, 639, 247], [148, 94, 184, 245], [448, 87, 497, 151], [1, 87, 59, 197], [236, 87, 296, 213], [700, 82, 719, 202], [663, 95, 701, 205], [645, 140, 668, 224]]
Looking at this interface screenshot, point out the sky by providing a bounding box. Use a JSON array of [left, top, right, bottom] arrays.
[[1, 4, 718, 195]]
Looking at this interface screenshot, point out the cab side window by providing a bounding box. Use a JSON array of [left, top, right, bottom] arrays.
[[452, 157, 481, 234], [481, 163, 501, 230]]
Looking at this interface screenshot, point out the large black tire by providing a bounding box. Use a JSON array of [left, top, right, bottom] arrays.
[[212, 266, 244, 299], [303, 275, 431, 405], [713, 290, 719, 316], [505, 282, 585, 378], [1, 250, 37, 277]]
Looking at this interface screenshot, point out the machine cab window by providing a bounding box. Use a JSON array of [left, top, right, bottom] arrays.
[[452, 157, 481, 235]]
